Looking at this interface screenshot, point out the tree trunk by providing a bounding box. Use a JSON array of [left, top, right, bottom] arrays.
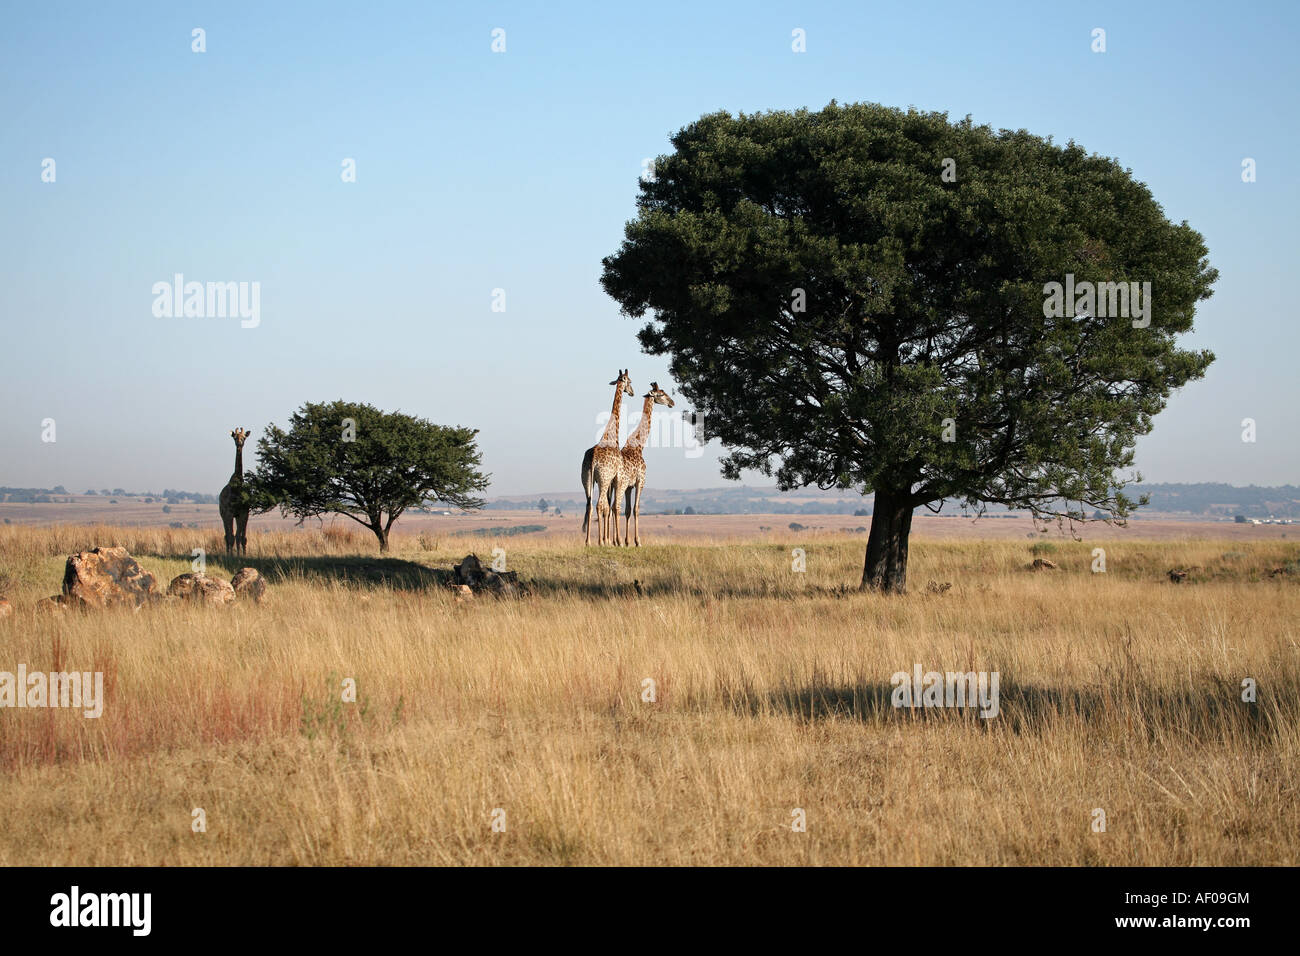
[[861, 488, 913, 593], [371, 524, 389, 553]]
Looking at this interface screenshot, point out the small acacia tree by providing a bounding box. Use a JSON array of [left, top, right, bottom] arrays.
[[249, 400, 488, 552], [601, 102, 1217, 592]]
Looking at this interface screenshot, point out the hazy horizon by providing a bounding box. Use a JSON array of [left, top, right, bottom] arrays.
[[3, 1, 1297, 495]]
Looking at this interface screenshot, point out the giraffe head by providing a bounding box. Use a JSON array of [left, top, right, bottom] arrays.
[[646, 382, 675, 408], [230, 428, 250, 448], [610, 369, 634, 397]]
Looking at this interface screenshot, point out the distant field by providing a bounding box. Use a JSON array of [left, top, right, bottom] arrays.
[[0, 522, 1296, 865], [0, 497, 1291, 545]]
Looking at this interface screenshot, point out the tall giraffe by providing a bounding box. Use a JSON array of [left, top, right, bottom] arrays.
[[582, 370, 633, 546], [218, 428, 251, 555], [615, 382, 674, 547]]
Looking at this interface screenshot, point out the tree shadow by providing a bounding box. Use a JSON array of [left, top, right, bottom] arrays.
[[714, 677, 1280, 740], [207, 554, 453, 590], [524, 577, 860, 600]]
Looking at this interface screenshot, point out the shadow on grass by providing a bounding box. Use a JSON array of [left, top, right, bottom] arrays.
[[206, 554, 453, 590], [713, 677, 1282, 739], [524, 577, 866, 600], [525, 578, 774, 600]]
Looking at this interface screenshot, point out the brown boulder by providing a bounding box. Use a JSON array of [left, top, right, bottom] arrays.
[[0, 598, 13, 619], [452, 555, 526, 597], [62, 546, 159, 608], [453, 554, 485, 587], [1031, 558, 1058, 571], [167, 572, 235, 605], [1168, 568, 1189, 583], [230, 567, 267, 603]]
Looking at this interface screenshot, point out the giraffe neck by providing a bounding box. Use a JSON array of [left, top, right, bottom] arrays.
[[598, 386, 623, 448], [626, 396, 655, 450], [232, 446, 244, 483]]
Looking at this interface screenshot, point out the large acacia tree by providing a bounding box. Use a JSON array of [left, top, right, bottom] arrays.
[[601, 102, 1216, 592], [249, 400, 488, 552]]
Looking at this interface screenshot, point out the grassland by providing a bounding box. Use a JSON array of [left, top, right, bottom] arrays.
[[0, 522, 1296, 865]]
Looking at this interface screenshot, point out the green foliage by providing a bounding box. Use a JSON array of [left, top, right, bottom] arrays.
[[452, 524, 545, 537], [249, 400, 489, 551], [601, 102, 1217, 527]]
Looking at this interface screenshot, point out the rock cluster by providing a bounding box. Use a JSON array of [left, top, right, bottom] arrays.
[[24, 547, 270, 612]]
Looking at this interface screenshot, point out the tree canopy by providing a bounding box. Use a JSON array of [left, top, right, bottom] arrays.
[[248, 400, 488, 552], [601, 102, 1216, 591]]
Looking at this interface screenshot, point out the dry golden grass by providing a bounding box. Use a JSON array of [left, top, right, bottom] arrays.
[[0, 523, 1296, 865]]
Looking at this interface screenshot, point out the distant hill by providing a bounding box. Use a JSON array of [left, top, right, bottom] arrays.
[[6, 482, 1297, 518], [488, 482, 1300, 518]]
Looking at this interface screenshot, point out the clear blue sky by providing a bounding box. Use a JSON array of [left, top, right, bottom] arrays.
[[2, 0, 1296, 496]]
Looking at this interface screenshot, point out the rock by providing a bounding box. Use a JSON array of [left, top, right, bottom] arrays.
[[231, 567, 267, 603], [452, 555, 527, 597], [452, 584, 474, 603], [0, 598, 12, 619], [1168, 568, 1189, 583], [167, 572, 235, 605], [36, 594, 70, 613], [62, 546, 159, 609], [1031, 558, 1058, 571], [453, 554, 484, 587]]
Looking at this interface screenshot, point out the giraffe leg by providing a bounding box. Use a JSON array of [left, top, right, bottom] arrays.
[[623, 486, 633, 546], [633, 484, 642, 547], [584, 481, 595, 546], [581, 450, 594, 544], [600, 480, 609, 545], [222, 515, 235, 555], [236, 513, 249, 555], [607, 482, 618, 546]]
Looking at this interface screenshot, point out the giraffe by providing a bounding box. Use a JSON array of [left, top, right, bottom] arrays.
[[582, 370, 634, 546], [218, 428, 251, 555], [615, 382, 675, 547]]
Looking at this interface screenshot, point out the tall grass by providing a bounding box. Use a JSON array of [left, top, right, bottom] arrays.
[[0, 525, 1296, 864]]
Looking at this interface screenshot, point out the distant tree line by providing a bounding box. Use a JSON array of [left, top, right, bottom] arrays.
[[0, 487, 219, 505], [477, 482, 1300, 519]]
